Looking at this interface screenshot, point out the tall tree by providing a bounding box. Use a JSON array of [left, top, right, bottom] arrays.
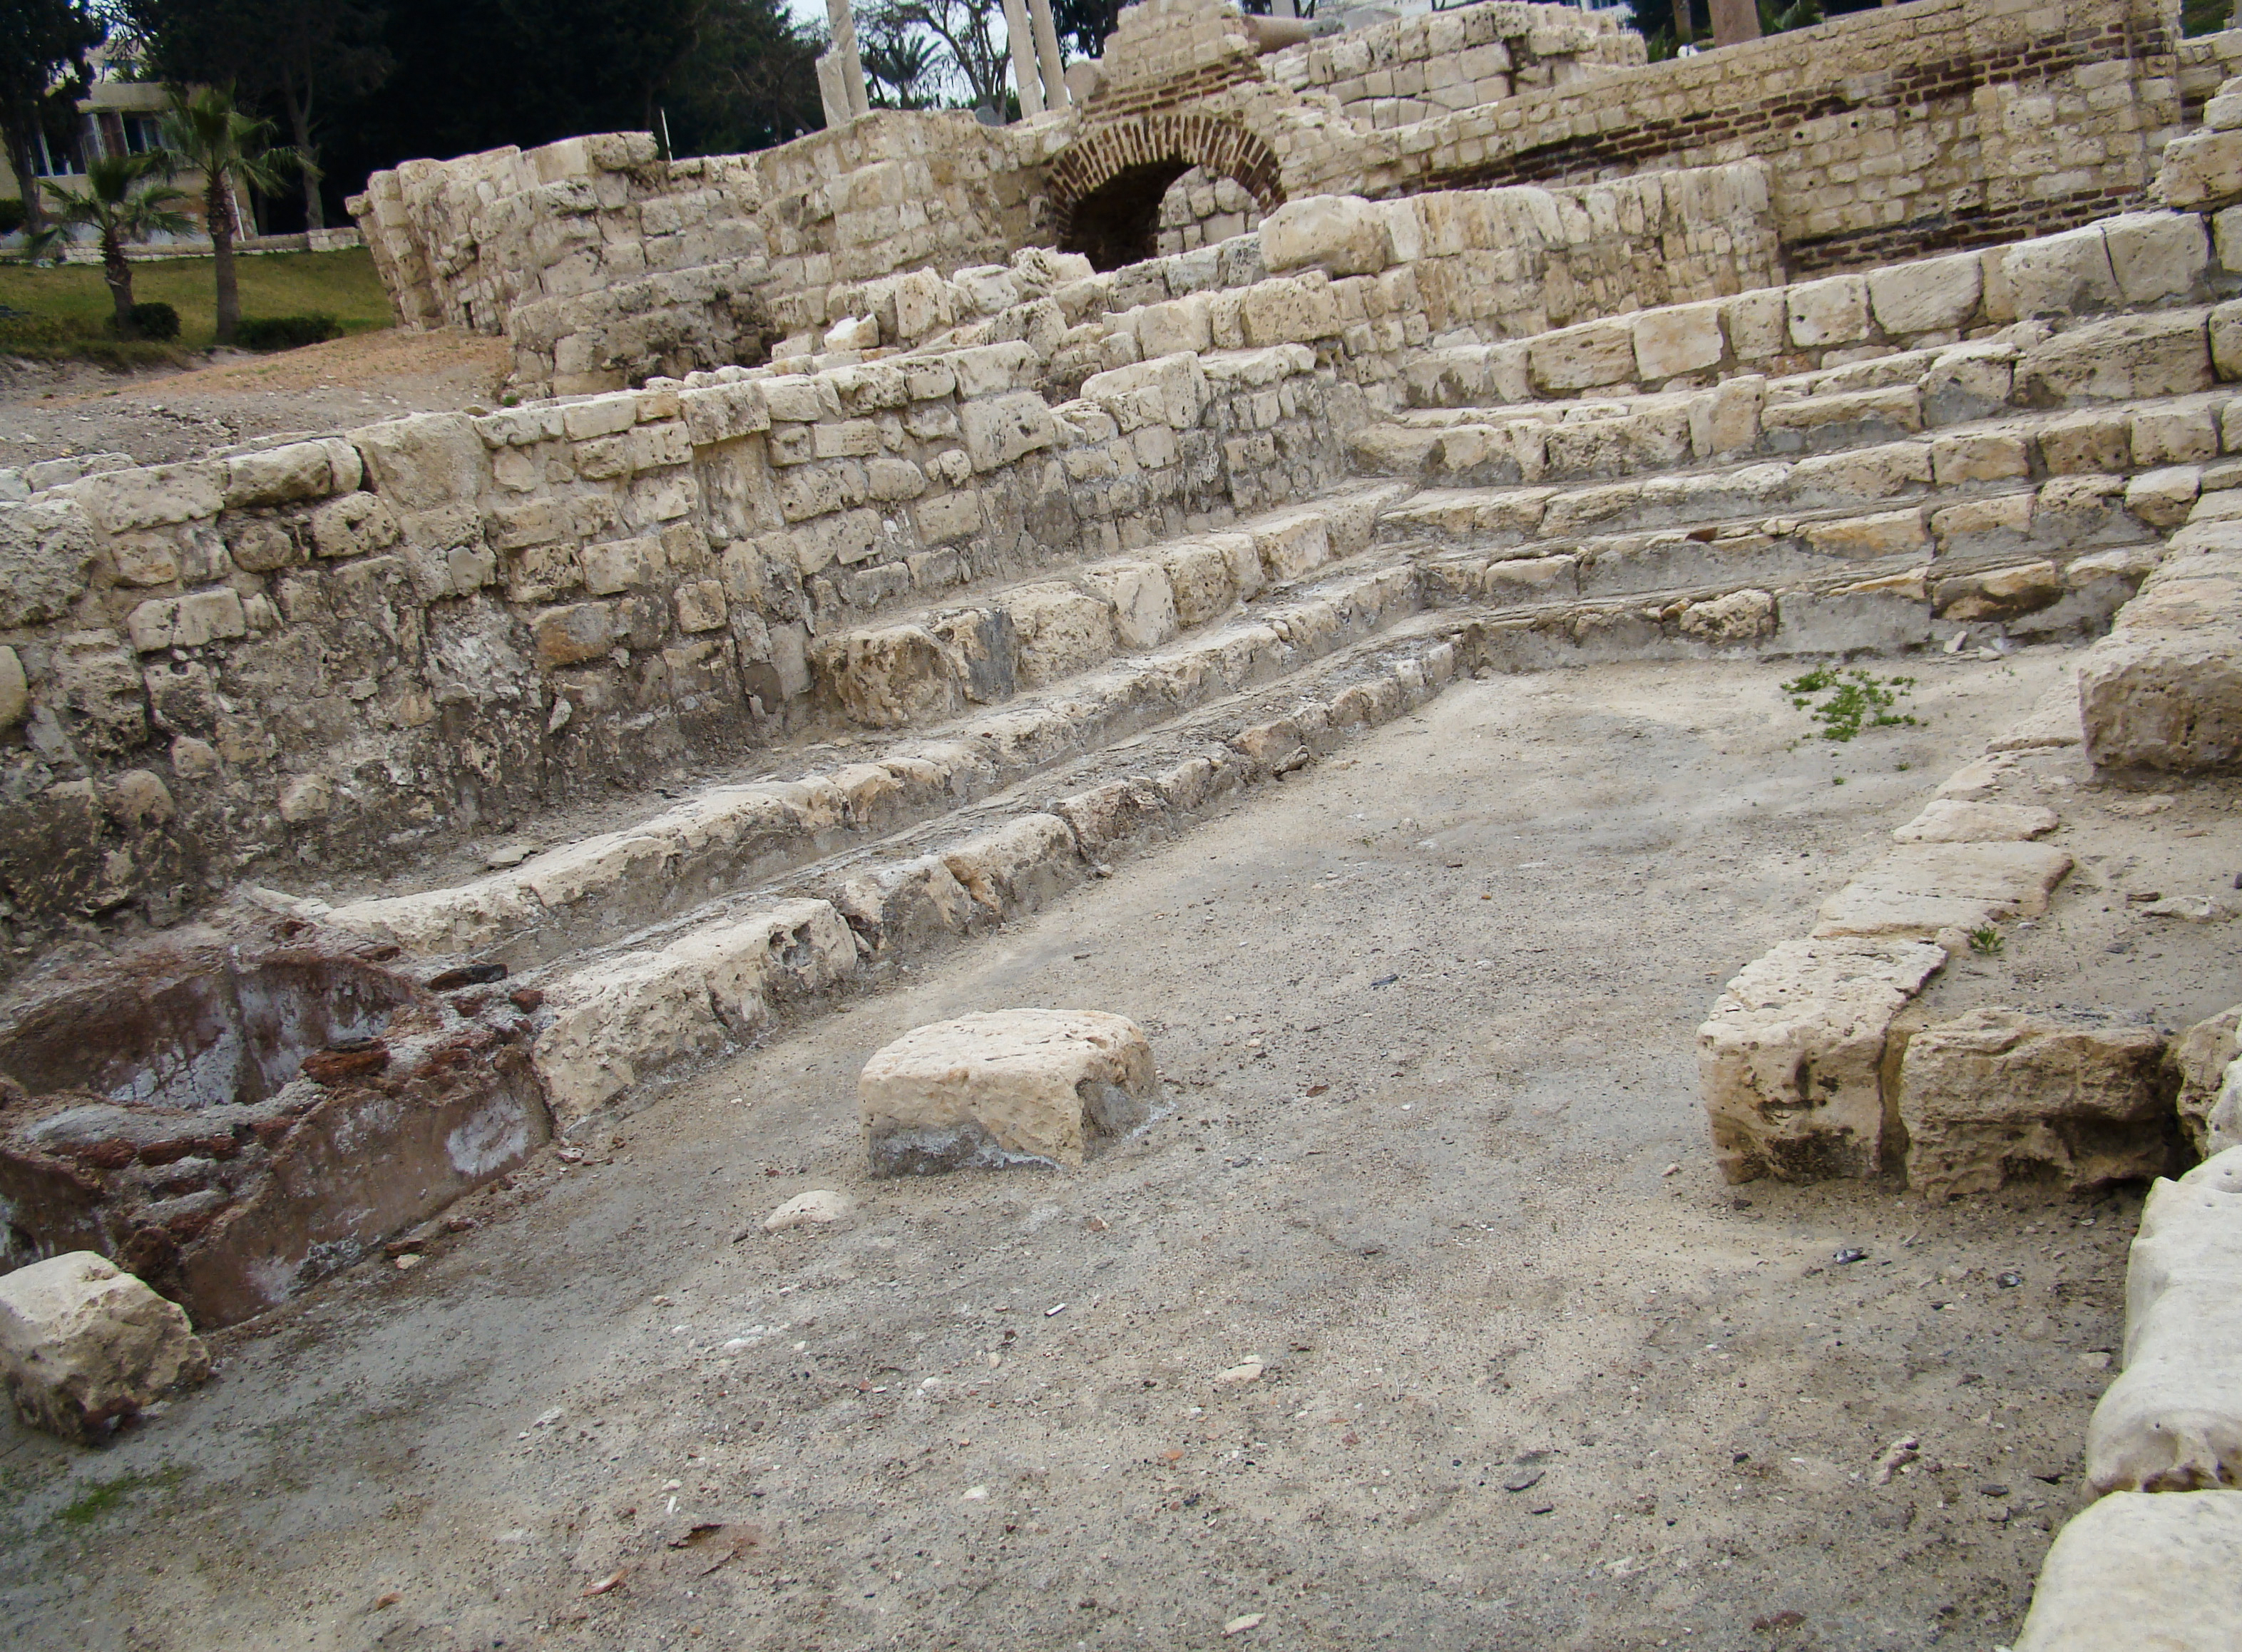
[[159, 84, 293, 344], [665, 0, 826, 155], [1048, 0, 1117, 61], [34, 151, 191, 332], [124, 0, 391, 229], [0, 0, 106, 236], [864, 0, 1007, 110]]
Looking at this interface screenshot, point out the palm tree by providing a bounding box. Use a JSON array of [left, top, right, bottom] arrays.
[[35, 153, 192, 336], [157, 85, 296, 347]]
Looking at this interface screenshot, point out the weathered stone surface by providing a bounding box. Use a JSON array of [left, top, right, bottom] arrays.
[[2170, 1006, 2241, 1156], [764, 1189, 852, 1231], [2079, 548, 2242, 770], [1697, 936, 1946, 1182], [0, 1251, 209, 1442], [2012, 1491, 2242, 1651], [2017, 312, 2212, 403], [1890, 799, 2059, 842], [1812, 841, 2072, 940], [860, 1008, 1157, 1174], [2084, 1149, 2242, 1494], [1258, 195, 1393, 277], [1866, 251, 1982, 335], [1898, 1007, 2175, 1201]]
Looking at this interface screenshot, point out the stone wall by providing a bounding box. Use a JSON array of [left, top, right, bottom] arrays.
[[1, 168, 1776, 973], [354, 0, 2194, 401], [1157, 168, 1264, 256]]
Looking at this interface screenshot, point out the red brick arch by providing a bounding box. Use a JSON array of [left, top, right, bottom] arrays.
[[1046, 113, 1285, 271]]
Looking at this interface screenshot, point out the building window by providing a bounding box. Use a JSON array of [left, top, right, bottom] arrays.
[[121, 114, 163, 155], [29, 129, 81, 178]]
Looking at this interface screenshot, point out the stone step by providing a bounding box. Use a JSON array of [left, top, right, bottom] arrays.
[[314, 545, 1430, 965], [1358, 381, 2236, 500], [336, 533, 2118, 1133], [804, 481, 1410, 730]]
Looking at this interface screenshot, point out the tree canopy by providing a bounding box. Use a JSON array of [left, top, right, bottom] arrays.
[[0, 0, 107, 232]]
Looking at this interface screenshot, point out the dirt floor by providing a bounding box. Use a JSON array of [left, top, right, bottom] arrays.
[[5, 646, 2236, 1652], [0, 329, 511, 471]]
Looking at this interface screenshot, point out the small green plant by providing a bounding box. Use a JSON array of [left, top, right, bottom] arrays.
[[1831, 775, 1846, 786], [1968, 925, 2006, 957], [235, 312, 341, 352], [119, 300, 180, 340], [1783, 667, 1920, 742]]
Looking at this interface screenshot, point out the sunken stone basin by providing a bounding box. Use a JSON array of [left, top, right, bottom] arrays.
[[0, 907, 550, 1327]]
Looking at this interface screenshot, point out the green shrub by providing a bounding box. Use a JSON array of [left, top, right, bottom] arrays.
[[235, 312, 340, 351], [0, 199, 23, 236], [112, 301, 180, 340]]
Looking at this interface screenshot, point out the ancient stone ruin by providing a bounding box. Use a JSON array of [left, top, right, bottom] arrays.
[[4, 0, 2242, 1635]]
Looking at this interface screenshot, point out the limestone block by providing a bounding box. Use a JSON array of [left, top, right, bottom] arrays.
[[1811, 841, 2072, 940], [2005, 227, 2121, 318], [0, 645, 24, 728], [949, 342, 1041, 399], [1248, 508, 1331, 580], [2130, 465, 2206, 530], [531, 952, 726, 1124], [1259, 195, 1394, 277], [352, 413, 488, 511], [1724, 288, 1787, 360], [1697, 936, 1947, 1181], [1803, 509, 1930, 560], [2079, 552, 2242, 769], [1899, 1007, 2174, 1201], [1164, 541, 1239, 626], [1527, 318, 1635, 393], [1008, 583, 1120, 687], [2039, 410, 2132, 473], [958, 391, 1060, 471], [63, 461, 222, 535], [2018, 312, 2213, 402], [1078, 561, 1179, 650], [2159, 127, 2242, 211], [815, 625, 963, 729], [1082, 353, 1208, 429], [1135, 294, 1212, 359], [953, 264, 1023, 316], [533, 602, 618, 667], [126, 589, 247, 653], [0, 1252, 209, 1442], [1929, 431, 2029, 485], [223, 441, 347, 508], [1786, 275, 1870, 348], [664, 898, 857, 1030], [1676, 587, 1773, 644], [1237, 277, 1342, 347], [2132, 404, 2220, 466], [2084, 1149, 2242, 1494], [860, 1008, 1157, 1174], [1632, 302, 1725, 381], [1923, 341, 2015, 424], [834, 854, 978, 952], [1866, 252, 1983, 336], [0, 499, 98, 626], [2170, 1006, 2241, 1155], [1892, 800, 2057, 842], [679, 381, 770, 445], [940, 813, 1080, 918], [2101, 211, 2210, 304], [1933, 560, 2066, 621], [2012, 1491, 2242, 1651]]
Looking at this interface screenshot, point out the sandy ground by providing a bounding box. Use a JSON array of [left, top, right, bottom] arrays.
[[4, 647, 2226, 1652], [0, 329, 511, 471]]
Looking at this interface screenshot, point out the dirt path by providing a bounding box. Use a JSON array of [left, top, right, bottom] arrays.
[[0, 329, 509, 472], [0, 648, 2162, 1652]]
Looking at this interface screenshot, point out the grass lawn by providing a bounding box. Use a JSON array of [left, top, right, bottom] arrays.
[[0, 247, 393, 356]]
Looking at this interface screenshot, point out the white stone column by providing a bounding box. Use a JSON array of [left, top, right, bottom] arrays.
[[824, 0, 873, 119], [815, 52, 851, 128], [1003, 0, 1045, 116], [1028, 0, 1072, 110]]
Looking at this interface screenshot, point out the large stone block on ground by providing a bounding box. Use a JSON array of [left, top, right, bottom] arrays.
[[1697, 936, 1946, 1182], [1811, 841, 2072, 940], [1898, 1007, 2176, 1201], [2079, 550, 2242, 770], [0, 1252, 209, 1442], [860, 1009, 1157, 1174], [2013, 1490, 2242, 1651], [2084, 1148, 2242, 1495]]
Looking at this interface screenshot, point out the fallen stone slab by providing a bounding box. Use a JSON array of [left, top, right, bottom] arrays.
[[2013, 1490, 2242, 1651], [1811, 840, 2072, 940], [0, 1251, 209, 1443], [2085, 1147, 2242, 1494], [1890, 799, 2059, 843], [764, 1189, 852, 1231], [860, 1009, 1157, 1174], [1898, 1007, 2177, 1201], [1698, 936, 1947, 1181]]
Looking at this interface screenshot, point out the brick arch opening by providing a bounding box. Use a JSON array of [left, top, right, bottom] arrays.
[[1048, 114, 1284, 272]]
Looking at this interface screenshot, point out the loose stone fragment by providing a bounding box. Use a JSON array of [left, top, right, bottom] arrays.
[[0, 1252, 210, 1443], [860, 1009, 1157, 1174]]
